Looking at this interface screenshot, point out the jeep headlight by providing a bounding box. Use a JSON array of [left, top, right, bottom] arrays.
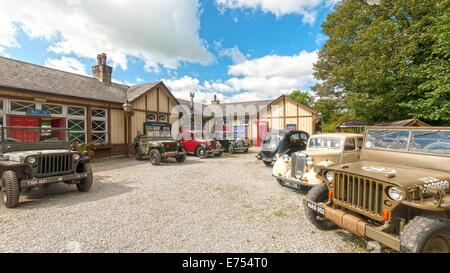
[[73, 153, 81, 161], [27, 156, 37, 164], [282, 154, 290, 162], [387, 186, 404, 201], [325, 171, 335, 182]]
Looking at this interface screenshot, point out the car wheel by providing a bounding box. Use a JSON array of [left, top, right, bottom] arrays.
[[304, 184, 338, 230], [263, 161, 272, 167], [150, 149, 162, 165], [76, 164, 93, 192], [1, 171, 20, 208], [228, 145, 235, 154], [196, 146, 207, 158], [400, 215, 450, 253], [135, 147, 143, 161], [176, 148, 187, 163]]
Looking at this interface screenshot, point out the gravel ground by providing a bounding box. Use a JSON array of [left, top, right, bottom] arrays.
[[0, 149, 369, 253]]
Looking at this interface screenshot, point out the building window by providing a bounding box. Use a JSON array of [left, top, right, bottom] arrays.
[[42, 103, 63, 115], [147, 112, 157, 122], [68, 106, 85, 117], [10, 100, 36, 113], [67, 106, 86, 144], [158, 114, 168, 122], [91, 108, 107, 144]]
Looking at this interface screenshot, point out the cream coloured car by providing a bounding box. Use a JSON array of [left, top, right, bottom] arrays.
[[273, 133, 363, 190]]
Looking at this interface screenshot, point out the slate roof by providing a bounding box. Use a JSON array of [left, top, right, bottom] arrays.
[[126, 82, 161, 102], [0, 56, 129, 103]]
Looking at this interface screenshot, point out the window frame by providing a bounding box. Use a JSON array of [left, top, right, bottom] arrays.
[[91, 108, 108, 144]]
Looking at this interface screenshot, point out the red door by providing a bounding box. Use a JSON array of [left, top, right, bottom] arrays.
[[256, 121, 268, 147], [8, 116, 40, 142]]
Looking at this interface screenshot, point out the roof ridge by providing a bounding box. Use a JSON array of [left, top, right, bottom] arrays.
[[0, 56, 129, 87]]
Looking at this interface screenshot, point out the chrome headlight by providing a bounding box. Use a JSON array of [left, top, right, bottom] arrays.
[[282, 154, 290, 163], [325, 171, 335, 182], [306, 157, 314, 166], [27, 156, 37, 164], [387, 187, 404, 201], [73, 153, 81, 161]]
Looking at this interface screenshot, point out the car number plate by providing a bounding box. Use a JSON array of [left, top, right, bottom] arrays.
[[307, 202, 325, 216], [282, 181, 301, 189]]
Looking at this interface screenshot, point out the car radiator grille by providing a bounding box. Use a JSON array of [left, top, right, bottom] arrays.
[[291, 153, 306, 178], [333, 172, 385, 220], [164, 143, 178, 152], [37, 154, 73, 177]]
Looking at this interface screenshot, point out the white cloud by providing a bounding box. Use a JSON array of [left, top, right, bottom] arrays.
[[216, 0, 339, 25], [166, 50, 318, 103], [44, 57, 87, 76], [0, 0, 213, 71], [218, 45, 247, 64]]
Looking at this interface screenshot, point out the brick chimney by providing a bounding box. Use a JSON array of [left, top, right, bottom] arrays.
[[92, 53, 112, 85], [211, 94, 220, 105]]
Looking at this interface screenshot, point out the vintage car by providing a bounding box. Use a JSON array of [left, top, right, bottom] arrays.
[[134, 122, 186, 165], [0, 126, 93, 208], [218, 138, 250, 154], [179, 130, 223, 158], [273, 133, 363, 190], [256, 130, 309, 167], [304, 127, 450, 253]]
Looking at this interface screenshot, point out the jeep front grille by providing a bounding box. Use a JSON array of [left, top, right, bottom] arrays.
[[333, 172, 385, 221], [291, 153, 306, 178], [37, 154, 73, 177], [164, 143, 178, 152]]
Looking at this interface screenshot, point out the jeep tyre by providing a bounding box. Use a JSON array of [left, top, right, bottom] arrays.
[[1, 171, 20, 208], [176, 148, 187, 163], [304, 184, 338, 230], [76, 164, 93, 192], [400, 215, 450, 253], [150, 149, 161, 165], [135, 147, 143, 161], [196, 146, 207, 158]]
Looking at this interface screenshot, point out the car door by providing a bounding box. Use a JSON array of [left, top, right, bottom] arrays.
[[341, 138, 359, 163], [285, 132, 308, 154]]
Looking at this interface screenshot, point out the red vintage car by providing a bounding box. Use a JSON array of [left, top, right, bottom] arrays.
[[179, 130, 223, 158]]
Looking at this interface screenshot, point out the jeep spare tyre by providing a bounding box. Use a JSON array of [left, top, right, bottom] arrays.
[[150, 149, 162, 165], [304, 184, 338, 230], [1, 171, 20, 208], [76, 164, 93, 192]]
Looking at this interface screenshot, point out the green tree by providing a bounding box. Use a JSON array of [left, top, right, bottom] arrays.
[[313, 0, 450, 124], [288, 90, 314, 107]]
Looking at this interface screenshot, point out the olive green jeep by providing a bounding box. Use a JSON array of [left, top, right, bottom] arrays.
[[134, 122, 186, 166], [304, 126, 450, 253], [0, 127, 93, 208]]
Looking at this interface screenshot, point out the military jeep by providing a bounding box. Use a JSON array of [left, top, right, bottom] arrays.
[[0, 126, 93, 208], [134, 122, 186, 165], [304, 127, 450, 253]]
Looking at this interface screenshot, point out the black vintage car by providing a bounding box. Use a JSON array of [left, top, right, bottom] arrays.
[[256, 130, 309, 167], [218, 138, 250, 154]]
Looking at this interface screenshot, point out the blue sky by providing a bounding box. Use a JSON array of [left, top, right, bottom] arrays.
[[0, 0, 337, 103]]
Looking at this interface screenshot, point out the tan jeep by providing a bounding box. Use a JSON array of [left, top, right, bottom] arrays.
[[304, 126, 450, 253], [273, 133, 363, 190]]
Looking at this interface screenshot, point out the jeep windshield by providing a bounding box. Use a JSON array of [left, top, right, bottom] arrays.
[[0, 126, 70, 152], [365, 128, 450, 156], [308, 137, 341, 150]]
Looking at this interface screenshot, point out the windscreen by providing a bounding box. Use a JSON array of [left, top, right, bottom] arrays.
[[308, 137, 341, 150]]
